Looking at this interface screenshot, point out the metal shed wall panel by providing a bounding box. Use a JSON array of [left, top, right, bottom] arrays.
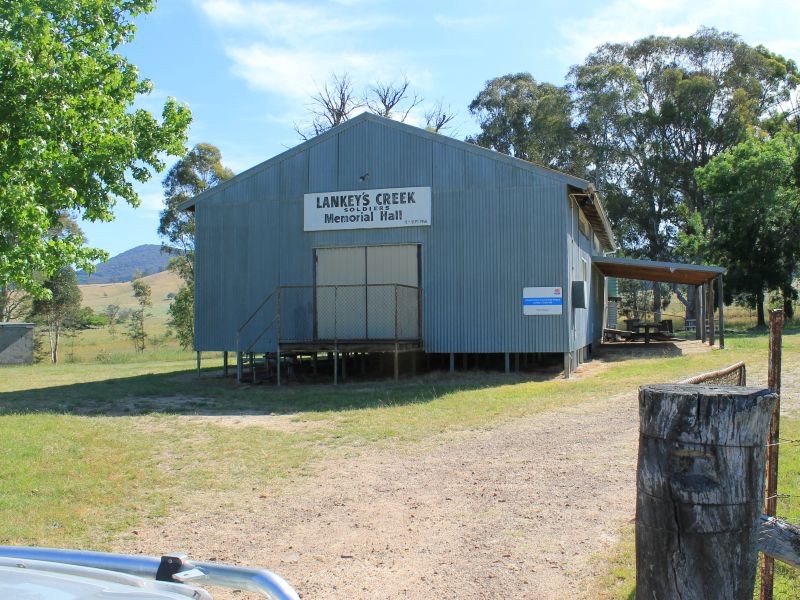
[[565, 199, 603, 352], [193, 117, 580, 354]]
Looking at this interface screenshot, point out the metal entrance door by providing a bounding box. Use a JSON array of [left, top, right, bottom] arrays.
[[366, 245, 419, 338], [315, 245, 420, 340], [315, 247, 366, 339]]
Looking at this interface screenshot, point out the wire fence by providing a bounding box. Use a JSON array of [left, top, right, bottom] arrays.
[[237, 283, 422, 354]]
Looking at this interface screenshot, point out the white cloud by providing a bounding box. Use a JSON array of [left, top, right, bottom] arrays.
[[136, 191, 165, 214], [200, 0, 398, 39], [554, 0, 800, 68], [197, 0, 423, 111], [225, 44, 391, 99]]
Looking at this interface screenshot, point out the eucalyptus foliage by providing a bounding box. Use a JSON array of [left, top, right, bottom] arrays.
[[694, 131, 800, 325], [468, 73, 579, 172], [569, 27, 798, 259], [0, 0, 191, 296], [159, 143, 233, 349]]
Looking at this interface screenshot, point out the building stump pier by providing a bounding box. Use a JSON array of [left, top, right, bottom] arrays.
[[636, 384, 777, 599]]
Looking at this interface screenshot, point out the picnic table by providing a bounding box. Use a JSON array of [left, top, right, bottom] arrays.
[[631, 321, 662, 344]]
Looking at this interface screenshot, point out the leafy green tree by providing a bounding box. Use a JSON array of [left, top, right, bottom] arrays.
[[105, 304, 121, 337], [159, 143, 233, 349], [694, 131, 800, 326], [570, 28, 798, 261], [127, 272, 152, 352], [29, 267, 82, 363], [159, 144, 234, 280], [0, 0, 192, 298], [0, 284, 31, 322], [168, 285, 194, 350], [468, 73, 580, 172], [567, 28, 798, 321]]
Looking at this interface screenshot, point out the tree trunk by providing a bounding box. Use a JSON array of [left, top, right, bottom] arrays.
[[653, 283, 662, 323], [756, 289, 766, 327], [636, 384, 777, 600], [782, 286, 794, 320], [0, 287, 9, 322], [52, 322, 60, 364], [683, 285, 697, 323]]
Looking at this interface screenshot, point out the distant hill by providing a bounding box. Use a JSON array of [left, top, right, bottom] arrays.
[[77, 244, 173, 284], [80, 270, 182, 322]]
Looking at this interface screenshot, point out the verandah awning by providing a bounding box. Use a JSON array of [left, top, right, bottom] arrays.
[[591, 256, 725, 286]]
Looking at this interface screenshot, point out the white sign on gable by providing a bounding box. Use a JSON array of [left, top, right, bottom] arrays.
[[523, 287, 563, 316], [304, 187, 431, 232]]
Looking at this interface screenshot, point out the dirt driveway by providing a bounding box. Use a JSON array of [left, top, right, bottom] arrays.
[[120, 345, 797, 600]]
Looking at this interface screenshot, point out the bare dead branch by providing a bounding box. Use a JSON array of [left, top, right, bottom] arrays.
[[425, 101, 456, 132], [366, 77, 421, 122]]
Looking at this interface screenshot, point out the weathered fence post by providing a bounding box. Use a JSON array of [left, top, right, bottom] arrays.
[[636, 384, 777, 599]]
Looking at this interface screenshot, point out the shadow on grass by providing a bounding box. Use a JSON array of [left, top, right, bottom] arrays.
[[725, 325, 800, 338], [596, 341, 688, 362], [0, 365, 565, 417]]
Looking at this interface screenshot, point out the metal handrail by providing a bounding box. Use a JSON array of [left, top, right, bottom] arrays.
[[236, 288, 279, 382], [0, 546, 300, 600], [279, 283, 419, 290], [242, 315, 278, 354], [237, 288, 278, 338]]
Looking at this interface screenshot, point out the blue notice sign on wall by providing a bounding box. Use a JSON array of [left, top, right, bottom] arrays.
[[522, 287, 563, 315]]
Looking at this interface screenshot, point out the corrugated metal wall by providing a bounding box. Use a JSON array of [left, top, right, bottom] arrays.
[[565, 198, 599, 352], [194, 115, 595, 355]]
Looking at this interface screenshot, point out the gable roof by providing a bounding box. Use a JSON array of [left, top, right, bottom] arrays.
[[178, 113, 616, 249]]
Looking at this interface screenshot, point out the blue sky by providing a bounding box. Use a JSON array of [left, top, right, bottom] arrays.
[[80, 0, 800, 257]]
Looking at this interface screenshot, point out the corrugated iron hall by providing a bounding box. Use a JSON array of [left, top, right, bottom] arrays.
[[181, 113, 636, 383]]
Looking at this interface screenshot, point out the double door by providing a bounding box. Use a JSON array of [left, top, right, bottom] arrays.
[[315, 245, 419, 340]]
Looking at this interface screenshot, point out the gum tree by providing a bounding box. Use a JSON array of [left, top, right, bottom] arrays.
[[694, 131, 800, 326], [158, 143, 234, 349]]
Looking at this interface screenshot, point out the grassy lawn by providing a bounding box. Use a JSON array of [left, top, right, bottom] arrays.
[[1, 324, 797, 595]]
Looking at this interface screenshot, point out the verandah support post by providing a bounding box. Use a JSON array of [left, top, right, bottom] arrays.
[[394, 284, 399, 381], [449, 352, 455, 373], [718, 276, 725, 349], [760, 308, 784, 600], [223, 351, 228, 377], [333, 350, 338, 385], [196, 351, 201, 377], [708, 281, 715, 347], [701, 284, 707, 343], [276, 345, 281, 387], [636, 384, 776, 600], [694, 285, 702, 340], [504, 352, 510, 373]]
